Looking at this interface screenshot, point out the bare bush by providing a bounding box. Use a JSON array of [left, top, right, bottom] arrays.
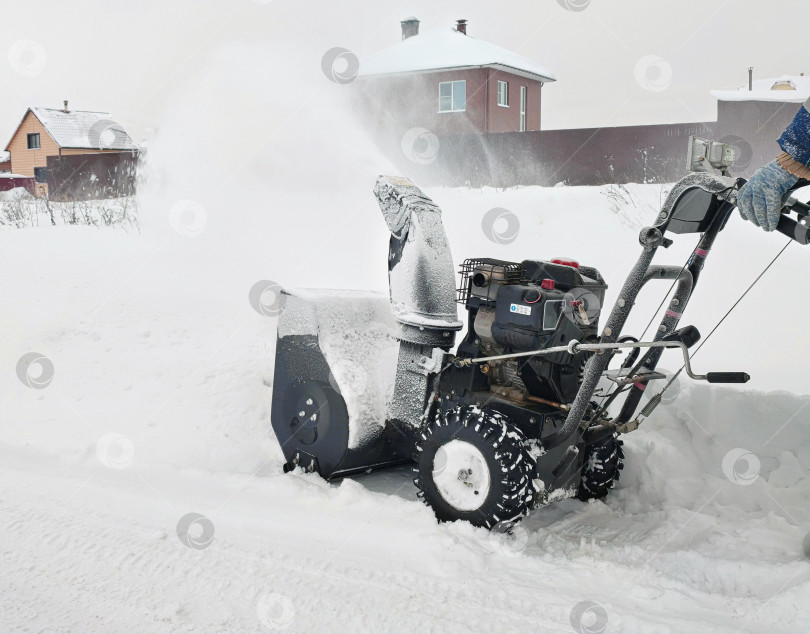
[[0, 190, 138, 231], [602, 183, 675, 230], [602, 184, 642, 229], [0, 189, 38, 228]]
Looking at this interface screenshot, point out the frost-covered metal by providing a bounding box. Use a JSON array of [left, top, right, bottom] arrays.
[[544, 173, 739, 448], [275, 289, 399, 453], [659, 173, 737, 213], [374, 175, 462, 430], [374, 175, 462, 345]]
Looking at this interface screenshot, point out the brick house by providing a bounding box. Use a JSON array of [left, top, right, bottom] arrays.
[[5, 102, 138, 197], [354, 18, 556, 137]]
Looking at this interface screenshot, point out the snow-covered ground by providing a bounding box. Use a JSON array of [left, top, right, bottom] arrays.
[[2, 176, 810, 632], [0, 188, 138, 230]]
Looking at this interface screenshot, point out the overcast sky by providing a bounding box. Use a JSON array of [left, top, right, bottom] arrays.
[[1, 0, 807, 145]]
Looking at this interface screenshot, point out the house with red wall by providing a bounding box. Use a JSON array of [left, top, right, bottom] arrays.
[[354, 18, 556, 137]]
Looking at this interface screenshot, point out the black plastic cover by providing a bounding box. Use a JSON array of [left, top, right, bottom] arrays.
[[492, 284, 566, 336], [666, 187, 722, 234], [521, 260, 584, 288]]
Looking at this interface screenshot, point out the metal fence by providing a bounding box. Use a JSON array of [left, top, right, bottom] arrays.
[[45, 151, 138, 201]]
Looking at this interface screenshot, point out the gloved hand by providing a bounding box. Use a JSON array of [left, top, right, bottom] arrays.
[[737, 160, 799, 231]]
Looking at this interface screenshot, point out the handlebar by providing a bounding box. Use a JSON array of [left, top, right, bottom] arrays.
[[776, 213, 810, 244], [777, 190, 810, 244]]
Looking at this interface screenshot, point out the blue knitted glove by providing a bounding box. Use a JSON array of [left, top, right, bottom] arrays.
[[737, 160, 799, 231]]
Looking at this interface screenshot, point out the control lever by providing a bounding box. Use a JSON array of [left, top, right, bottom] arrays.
[[706, 372, 750, 384], [777, 182, 810, 244], [606, 369, 667, 387], [662, 325, 701, 349]]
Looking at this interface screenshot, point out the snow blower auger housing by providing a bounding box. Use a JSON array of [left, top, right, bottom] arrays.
[[271, 140, 810, 529]]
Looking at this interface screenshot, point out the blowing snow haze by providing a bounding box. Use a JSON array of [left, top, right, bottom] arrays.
[[0, 0, 805, 139]]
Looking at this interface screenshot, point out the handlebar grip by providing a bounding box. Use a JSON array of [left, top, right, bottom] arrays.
[[788, 198, 810, 216], [777, 214, 810, 245], [706, 372, 750, 384]]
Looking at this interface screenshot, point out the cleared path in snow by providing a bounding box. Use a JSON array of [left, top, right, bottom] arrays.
[[1, 440, 808, 633]]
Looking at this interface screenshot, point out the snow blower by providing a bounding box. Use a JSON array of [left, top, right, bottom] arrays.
[[271, 137, 810, 528]]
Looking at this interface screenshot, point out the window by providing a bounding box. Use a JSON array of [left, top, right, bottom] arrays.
[[34, 167, 48, 183], [519, 86, 527, 132], [439, 80, 466, 112], [27, 133, 40, 150], [497, 80, 509, 107]]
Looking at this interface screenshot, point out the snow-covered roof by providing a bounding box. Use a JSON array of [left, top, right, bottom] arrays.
[[5, 107, 138, 151], [358, 27, 556, 83], [711, 74, 810, 103], [0, 151, 9, 163]]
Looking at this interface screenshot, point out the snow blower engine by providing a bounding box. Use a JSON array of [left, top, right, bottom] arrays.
[[449, 256, 606, 412], [271, 138, 810, 529]]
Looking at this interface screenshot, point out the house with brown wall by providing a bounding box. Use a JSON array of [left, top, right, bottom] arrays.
[[354, 18, 555, 138], [5, 102, 138, 197]]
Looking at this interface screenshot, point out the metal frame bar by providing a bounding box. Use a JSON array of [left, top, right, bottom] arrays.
[[458, 339, 708, 380], [612, 200, 732, 424], [538, 188, 737, 450], [539, 227, 665, 449]]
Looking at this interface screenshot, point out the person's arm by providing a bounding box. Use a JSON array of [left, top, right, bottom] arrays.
[[737, 97, 810, 231], [776, 96, 810, 177]]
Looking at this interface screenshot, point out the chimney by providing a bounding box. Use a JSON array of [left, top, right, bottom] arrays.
[[63, 100, 69, 113], [748, 67, 753, 91], [456, 19, 467, 35], [401, 17, 419, 40]]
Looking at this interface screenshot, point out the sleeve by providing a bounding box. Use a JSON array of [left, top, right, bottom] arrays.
[[777, 99, 810, 166], [776, 152, 810, 179]]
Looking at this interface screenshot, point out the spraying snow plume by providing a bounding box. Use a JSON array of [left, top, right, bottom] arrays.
[[138, 38, 397, 290]]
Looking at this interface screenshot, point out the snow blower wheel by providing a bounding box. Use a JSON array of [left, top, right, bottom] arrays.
[[578, 433, 624, 501], [414, 407, 538, 528]]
